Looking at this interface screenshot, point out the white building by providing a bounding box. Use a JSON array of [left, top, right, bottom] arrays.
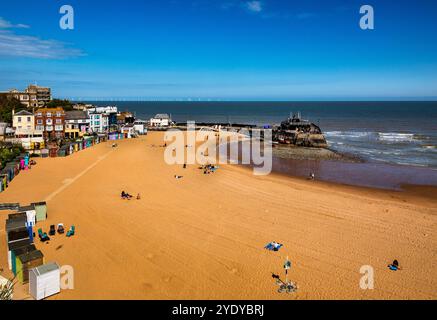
[[87, 106, 118, 114], [133, 120, 147, 135], [88, 112, 109, 133], [150, 114, 171, 127], [121, 124, 136, 139]]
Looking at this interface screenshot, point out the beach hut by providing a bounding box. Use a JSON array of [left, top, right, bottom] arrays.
[[3, 164, 15, 182], [12, 244, 36, 275], [41, 149, 49, 158], [108, 132, 117, 140], [16, 250, 44, 284], [31, 201, 48, 222], [49, 147, 58, 158], [29, 263, 61, 300], [57, 146, 67, 157], [7, 238, 31, 270], [24, 154, 30, 169], [68, 143, 74, 155], [0, 174, 8, 191], [18, 205, 37, 226], [6, 218, 29, 244]]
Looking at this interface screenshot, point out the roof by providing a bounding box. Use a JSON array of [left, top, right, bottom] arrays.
[[14, 110, 33, 116], [31, 262, 60, 276], [6, 218, 27, 231], [7, 238, 31, 251], [12, 244, 36, 256], [35, 107, 65, 113], [18, 205, 35, 212], [8, 212, 27, 220], [65, 110, 88, 120], [31, 202, 47, 207], [153, 114, 170, 119], [17, 249, 43, 263]]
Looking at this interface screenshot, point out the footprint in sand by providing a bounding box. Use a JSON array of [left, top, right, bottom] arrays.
[[146, 253, 154, 260], [142, 283, 153, 290]]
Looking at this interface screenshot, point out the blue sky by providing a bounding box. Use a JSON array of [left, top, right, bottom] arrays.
[[0, 0, 437, 100]]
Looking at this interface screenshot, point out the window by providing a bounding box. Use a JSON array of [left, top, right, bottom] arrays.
[[56, 119, 62, 124], [46, 113, 52, 117], [55, 125, 63, 131], [17, 117, 22, 122], [27, 117, 31, 122], [46, 126, 53, 131], [36, 125, 44, 131], [37, 119, 43, 125], [37, 113, 42, 117], [46, 119, 53, 125]]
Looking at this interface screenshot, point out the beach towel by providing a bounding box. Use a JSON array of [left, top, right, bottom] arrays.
[[264, 242, 283, 251], [388, 264, 399, 271]]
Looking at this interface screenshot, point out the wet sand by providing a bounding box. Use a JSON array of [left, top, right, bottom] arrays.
[[0, 132, 436, 300]]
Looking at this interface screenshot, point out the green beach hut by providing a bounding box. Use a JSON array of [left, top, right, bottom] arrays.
[[31, 202, 47, 222], [7, 238, 31, 271], [16, 250, 44, 284], [12, 244, 36, 275]]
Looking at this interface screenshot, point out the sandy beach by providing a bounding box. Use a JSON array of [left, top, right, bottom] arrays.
[[1, 132, 436, 300]]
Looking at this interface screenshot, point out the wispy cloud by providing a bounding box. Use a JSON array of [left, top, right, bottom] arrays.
[[0, 16, 84, 59], [0, 17, 29, 29], [245, 1, 263, 13], [0, 30, 85, 59]]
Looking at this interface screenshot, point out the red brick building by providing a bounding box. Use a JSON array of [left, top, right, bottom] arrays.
[[34, 107, 66, 140]]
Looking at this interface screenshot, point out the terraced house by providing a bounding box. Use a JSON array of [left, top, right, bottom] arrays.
[[65, 111, 90, 138], [34, 108, 65, 140], [11, 110, 44, 151]]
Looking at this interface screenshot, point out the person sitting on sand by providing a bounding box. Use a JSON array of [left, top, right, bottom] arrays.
[[121, 191, 127, 199], [175, 175, 183, 180], [136, 193, 141, 200]]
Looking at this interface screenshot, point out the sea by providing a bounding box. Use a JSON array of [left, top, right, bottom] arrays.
[[88, 101, 437, 190]]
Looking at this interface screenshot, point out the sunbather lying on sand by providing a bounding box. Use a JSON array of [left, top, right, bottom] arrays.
[[121, 191, 133, 199], [174, 175, 183, 180]]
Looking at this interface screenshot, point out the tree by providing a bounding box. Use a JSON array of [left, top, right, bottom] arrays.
[[46, 99, 74, 111], [0, 94, 26, 123], [0, 276, 15, 301]]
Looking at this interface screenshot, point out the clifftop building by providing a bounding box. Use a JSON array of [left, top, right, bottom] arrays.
[[8, 84, 51, 108]]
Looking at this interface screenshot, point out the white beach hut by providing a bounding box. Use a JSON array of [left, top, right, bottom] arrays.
[[18, 205, 37, 226], [29, 263, 61, 300]]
